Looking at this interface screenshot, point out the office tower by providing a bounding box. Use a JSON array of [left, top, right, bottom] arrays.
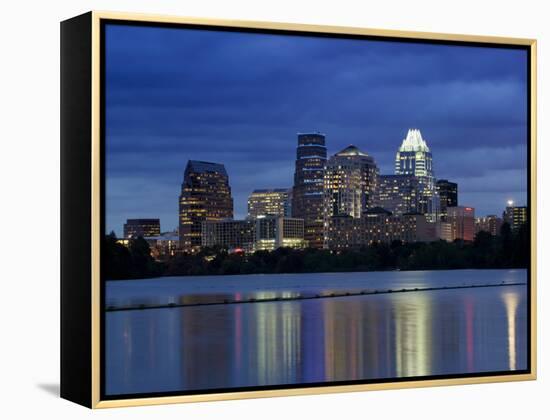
[[247, 188, 291, 219], [123, 218, 161, 239], [179, 160, 233, 252], [475, 215, 503, 237], [436, 179, 458, 219], [323, 145, 379, 220], [503, 204, 528, 231], [375, 174, 421, 215], [395, 128, 439, 220], [292, 132, 327, 248], [442, 206, 475, 241], [395, 128, 434, 177]]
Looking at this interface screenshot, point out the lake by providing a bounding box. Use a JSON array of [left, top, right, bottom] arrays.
[[105, 269, 528, 396]]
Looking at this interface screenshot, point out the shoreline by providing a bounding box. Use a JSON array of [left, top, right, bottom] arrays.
[[105, 266, 528, 283]]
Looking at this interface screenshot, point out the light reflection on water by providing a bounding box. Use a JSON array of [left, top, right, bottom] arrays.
[[105, 270, 527, 396]]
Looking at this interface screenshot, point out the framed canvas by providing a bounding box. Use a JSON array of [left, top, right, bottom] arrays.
[[60, 11, 537, 408]]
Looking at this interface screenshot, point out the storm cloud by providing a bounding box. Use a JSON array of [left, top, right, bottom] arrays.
[[105, 23, 528, 236]]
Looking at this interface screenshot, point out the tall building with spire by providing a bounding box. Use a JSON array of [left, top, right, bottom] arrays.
[[395, 129, 439, 220], [292, 132, 327, 248], [179, 160, 233, 252], [395, 128, 434, 177]]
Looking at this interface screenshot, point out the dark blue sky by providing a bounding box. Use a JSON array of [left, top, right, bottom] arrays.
[[105, 23, 528, 236]]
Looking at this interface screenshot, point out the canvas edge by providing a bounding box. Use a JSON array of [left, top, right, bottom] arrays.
[[82, 10, 537, 409]]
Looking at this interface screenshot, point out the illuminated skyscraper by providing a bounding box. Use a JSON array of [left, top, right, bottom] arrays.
[[323, 145, 379, 219], [395, 129, 439, 220], [247, 188, 291, 219], [503, 204, 528, 231], [292, 132, 327, 248], [179, 160, 233, 252], [395, 128, 433, 177]]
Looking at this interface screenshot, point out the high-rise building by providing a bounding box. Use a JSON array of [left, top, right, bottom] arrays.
[[292, 132, 327, 248], [442, 206, 475, 242], [475, 215, 503, 237], [123, 218, 161, 239], [375, 174, 421, 215], [247, 188, 291, 219], [436, 179, 458, 219], [395, 128, 434, 177], [503, 204, 528, 231], [395, 129, 439, 220], [323, 145, 379, 219], [179, 160, 233, 252]]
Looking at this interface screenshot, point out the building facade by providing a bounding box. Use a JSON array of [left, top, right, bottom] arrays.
[[475, 215, 503, 236], [503, 205, 528, 231], [179, 160, 233, 252], [292, 132, 327, 248], [254, 217, 306, 251], [202, 219, 256, 252], [202, 216, 306, 252], [325, 209, 436, 250], [375, 174, 421, 216], [145, 231, 180, 261], [123, 218, 161, 239], [436, 179, 458, 220], [247, 188, 291, 219], [438, 221, 453, 242], [443, 206, 475, 242], [323, 145, 379, 219]]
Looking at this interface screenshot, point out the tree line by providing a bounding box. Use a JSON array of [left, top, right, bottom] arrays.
[[103, 222, 529, 280]]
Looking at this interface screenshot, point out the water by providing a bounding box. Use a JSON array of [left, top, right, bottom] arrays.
[[105, 269, 528, 396]]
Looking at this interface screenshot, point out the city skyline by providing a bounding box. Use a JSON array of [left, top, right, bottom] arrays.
[[108, 130, 527, 237], [105, 24, 528, 236]]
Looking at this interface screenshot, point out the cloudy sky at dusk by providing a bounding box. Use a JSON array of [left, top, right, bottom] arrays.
[[104, 23, 528, 236]]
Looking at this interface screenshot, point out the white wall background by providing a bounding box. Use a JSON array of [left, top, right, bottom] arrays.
[[1, 0, 547, 418]]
